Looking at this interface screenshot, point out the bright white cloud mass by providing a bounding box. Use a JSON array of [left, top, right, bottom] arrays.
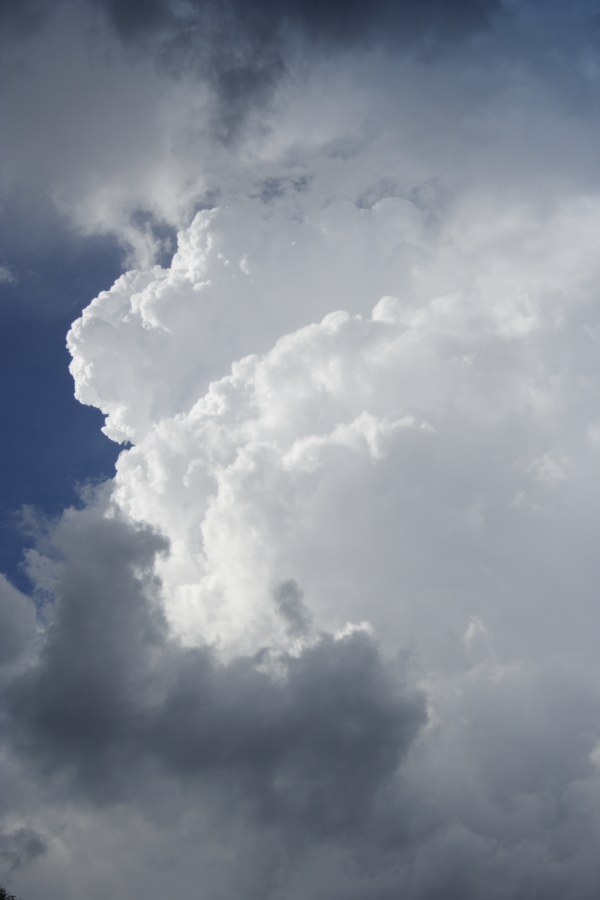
[[3, 1, 600, 897]]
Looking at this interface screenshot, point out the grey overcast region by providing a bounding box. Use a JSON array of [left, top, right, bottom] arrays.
[[1, 506, 426, 894], [4, 0, 600, 897]]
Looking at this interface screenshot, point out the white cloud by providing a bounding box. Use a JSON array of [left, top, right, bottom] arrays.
[[6, 3, 600, 897], [64, 142, 600, 669], [50, 133, 600, 894]]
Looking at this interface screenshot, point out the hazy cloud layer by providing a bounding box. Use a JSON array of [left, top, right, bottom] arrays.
[[2, 0, 598, 268], [1, 0, 506, 269], [95, 0, 503, 139]]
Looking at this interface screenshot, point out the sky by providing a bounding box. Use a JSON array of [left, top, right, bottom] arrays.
[[3, 0, 600, 897]]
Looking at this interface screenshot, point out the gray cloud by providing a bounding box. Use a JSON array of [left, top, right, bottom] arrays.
[[273, 579, 313, 637], [6, 2, 600, 896], [1, 0, 593, 270], [97, 0, 502, 49], [0, 0, 53, 39], [2, 506, 425, 847], [0, 577, 37, 669], [7, 504, 600, 899], [92, 0, 505, 139], [0, 829, 45, 878]]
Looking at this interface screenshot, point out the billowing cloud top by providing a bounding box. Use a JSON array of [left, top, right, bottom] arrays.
[[4, 2, 600, 898]]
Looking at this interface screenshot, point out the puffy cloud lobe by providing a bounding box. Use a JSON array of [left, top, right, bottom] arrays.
[[67, 191, 434, 443], [68, 85, 600, 439], [83, 183, 600, 663]]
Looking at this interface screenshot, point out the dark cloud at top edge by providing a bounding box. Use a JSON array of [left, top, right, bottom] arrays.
[[0, 0, 55, 38], [95, 0, 504, 48], [88, 0, 507, 140]]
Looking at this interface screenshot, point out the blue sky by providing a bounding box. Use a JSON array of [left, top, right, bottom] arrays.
[[0, 227, 122, 588]]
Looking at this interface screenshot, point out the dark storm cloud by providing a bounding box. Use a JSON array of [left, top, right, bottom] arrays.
[[0, 828, 45, 876], [153, 629, 424, 838], [0, 0, 53, 38], [2, 508, 425, 840], [0, 578, 37, 669], [272, 578, 312, 636], [97, 0, 502, 48], [91, 0, 504, 138]]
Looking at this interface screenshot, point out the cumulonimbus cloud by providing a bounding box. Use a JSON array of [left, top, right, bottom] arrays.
[[4, 3, 600, 898]]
